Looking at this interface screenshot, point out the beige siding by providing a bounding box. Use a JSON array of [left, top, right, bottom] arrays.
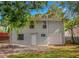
[[48, 21, 64, 45], [11, 21, 47, 45]]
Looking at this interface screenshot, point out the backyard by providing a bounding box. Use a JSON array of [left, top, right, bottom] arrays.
[[0, 44, 79, 58], [0, 1, 79, 58]]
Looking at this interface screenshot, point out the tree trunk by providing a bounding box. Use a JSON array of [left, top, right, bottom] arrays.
[[70, 28, 74, 44]]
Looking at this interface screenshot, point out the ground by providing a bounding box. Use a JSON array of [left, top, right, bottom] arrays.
[[0, 44, 79, 58]]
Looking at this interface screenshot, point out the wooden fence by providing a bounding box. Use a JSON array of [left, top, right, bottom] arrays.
[[0, 32, 9, 43], [65, 36, 79, 44]]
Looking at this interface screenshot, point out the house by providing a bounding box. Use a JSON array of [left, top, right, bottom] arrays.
[[10, 14, 65, 46]]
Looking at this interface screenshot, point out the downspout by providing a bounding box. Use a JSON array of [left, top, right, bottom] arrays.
[[46, 15, 49, 46], [9, 27, 12, 45], [62, 18, 65, 45], [9, 31, 12, 45]]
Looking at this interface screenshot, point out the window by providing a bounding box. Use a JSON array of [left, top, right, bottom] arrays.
[[17, 34, 24, 40], [43, 21, 47, 29], [29, 21, 34, 29], [41, 34, 46, 37]]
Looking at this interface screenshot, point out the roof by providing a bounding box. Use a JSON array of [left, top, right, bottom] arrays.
[[30, 12, 63, 21]]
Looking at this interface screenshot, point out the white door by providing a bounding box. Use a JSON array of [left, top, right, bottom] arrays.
[[31, 34, 36, 45]]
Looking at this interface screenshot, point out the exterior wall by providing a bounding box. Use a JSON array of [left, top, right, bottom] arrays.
[[11, 21, 48, 45], [47, 21, 64, 45], [10, 21, 64, 46]]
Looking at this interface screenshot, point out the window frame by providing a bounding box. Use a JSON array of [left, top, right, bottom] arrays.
[[17, 34, 24, 40], [42, 21, 47, 29], [29, 21, 34, 29], [41, 34, 46, 37]]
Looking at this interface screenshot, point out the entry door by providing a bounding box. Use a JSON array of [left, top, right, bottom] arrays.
[[31, 34, 36, 45]]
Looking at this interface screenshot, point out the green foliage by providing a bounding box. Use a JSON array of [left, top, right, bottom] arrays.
[[46, 4, 64, 18], [50, 4, 64, 17], [8, 53, 41, 58], [0, 1, 47, 32], [7, 52, 74, 58], [64, 16, 79, 31], [26, 1, 47, 10], [58, 1, 79, 18]]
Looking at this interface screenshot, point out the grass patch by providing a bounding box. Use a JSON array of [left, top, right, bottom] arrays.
[[6, 45, 79, 58], [8, 52, 77, 58], [7, 47, 79, 58]]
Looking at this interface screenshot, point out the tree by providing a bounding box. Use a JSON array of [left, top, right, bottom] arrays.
[[0, 1, 47, 32], [57, 2, 79, 44], [46, 4, 64, 20], [58, 1, 79, 18], [65, 16, 79, 44], [0, 1, 48, 44]]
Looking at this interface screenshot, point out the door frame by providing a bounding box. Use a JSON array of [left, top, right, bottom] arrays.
[[31, 33, 37, 45]]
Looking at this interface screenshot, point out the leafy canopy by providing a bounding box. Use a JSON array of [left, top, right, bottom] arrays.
[[65, 16, 79, 31], [0, 1, 47, 32]]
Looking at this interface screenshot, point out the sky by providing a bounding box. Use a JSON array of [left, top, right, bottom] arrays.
[[30, 1, 54, 15]]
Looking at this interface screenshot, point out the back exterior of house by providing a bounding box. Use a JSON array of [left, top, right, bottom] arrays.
[[10, 16, 65, 46]]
